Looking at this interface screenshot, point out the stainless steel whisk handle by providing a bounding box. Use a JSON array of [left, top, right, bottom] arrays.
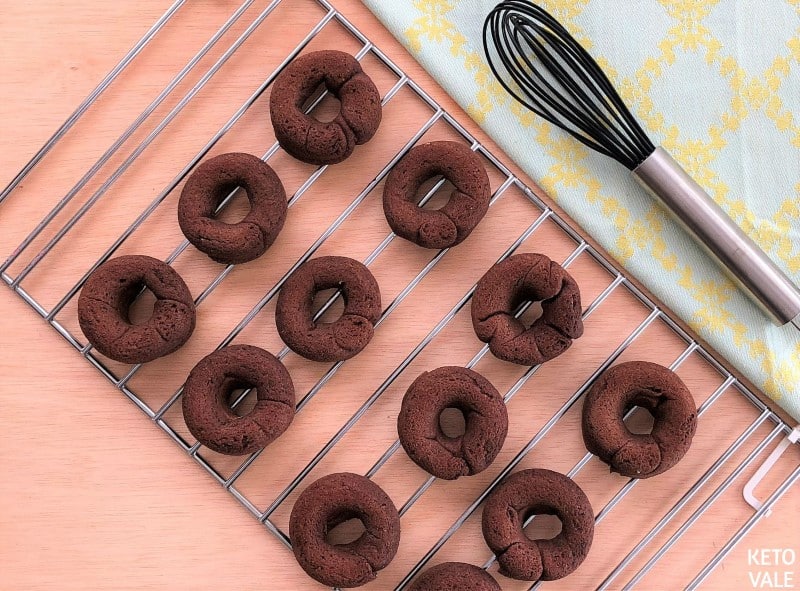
[[632, 147, 800, 327]]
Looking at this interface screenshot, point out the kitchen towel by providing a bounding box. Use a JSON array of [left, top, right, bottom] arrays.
[[361, 0, 800, 420]]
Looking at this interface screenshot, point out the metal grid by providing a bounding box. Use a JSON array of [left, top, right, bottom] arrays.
[[2, 1, 798, 589]]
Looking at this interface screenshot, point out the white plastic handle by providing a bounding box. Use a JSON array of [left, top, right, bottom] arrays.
[[743, 425, 800, 515]]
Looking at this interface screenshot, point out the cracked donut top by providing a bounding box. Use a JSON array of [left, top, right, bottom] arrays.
[[482, 468, 594, 581], [582, 361, 697, 478], [397, 366, 508, 480], [409, 562, 501, 590], [77, 255, 196, 364], [178, 152, 287, 265], [471, 253, 583, 366], [289, 472, 401, 588], [181, 344, 295, 456], [276, 255, 381, 362], [382, 141, 491, 249], [270, 50, 382, 165]]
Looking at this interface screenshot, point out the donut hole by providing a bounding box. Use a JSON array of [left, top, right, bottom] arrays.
[[311, 287, 345, 325], [621, 388, 659, 435], [325, 512, 366, 546], [438, 406, 467, 439], [126, 284, 157, 325], [213, 182, 251, 225], [302, 83, 341, 123], [507, 284, 546, 329], [227, 386, 258, 417], [415, 175, 456, 211], [623, 405, 656, 435], [522, 507, 563, 541], [517, 299, 544, 328]]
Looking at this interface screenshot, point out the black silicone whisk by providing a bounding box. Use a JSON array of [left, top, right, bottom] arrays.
[[483, 0, 800, 329]]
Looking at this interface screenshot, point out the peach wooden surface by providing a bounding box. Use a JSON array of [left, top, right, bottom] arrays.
[[0, 2, 798, 590]]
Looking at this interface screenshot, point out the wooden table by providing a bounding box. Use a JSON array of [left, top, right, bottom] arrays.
[[1, 2, 797, 589]]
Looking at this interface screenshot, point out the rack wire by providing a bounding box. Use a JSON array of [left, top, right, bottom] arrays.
[[2, 1, 798, 589]]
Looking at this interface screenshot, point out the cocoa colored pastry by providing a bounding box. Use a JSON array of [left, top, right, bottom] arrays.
[[290, 472, 400, 588], [397, 366, 508, 480], [270, 50, 382, 165], [383, 141, 491, 249], [78, 255, 196, 364], [471, 253, 583, 366], [582, 360, 697, 478], [275, 256, 381, 362], [178, 152, 287, 265], [409, 562, 501, 591], [181, 344, 295, 456], [482, 468, 594, 581]]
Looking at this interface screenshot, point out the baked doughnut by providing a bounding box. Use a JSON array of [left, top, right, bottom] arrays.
[[383, 141, 491, 249], [409, 562, 501, 591], [397, 366, 508, 480], [582, 361, 697, 478], [181, 344, 295, 456], [276, 256, 381, 362], [178, 152, 287, 265], [270, 50, 382, 165], [289, 472, 400, 588], [78, 255, 196, 364], [471, 253, 583, 366], [482, 468, 594, 581]]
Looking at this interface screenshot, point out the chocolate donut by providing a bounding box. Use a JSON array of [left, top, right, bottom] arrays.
[[181, 344, 295, 456], [409, 562, 501, 591], [397, 366, 508, 480], [178, 152, 287, 265], [275, 256, 381, 362], [482, 468, 594, 581], [582, 361, 697, 478], [383, 141, 491, 249], [289, 472, 400, 588], [471, 253, 583, 366], [270, 50, 382, 165], [78, 255, 196, 364]]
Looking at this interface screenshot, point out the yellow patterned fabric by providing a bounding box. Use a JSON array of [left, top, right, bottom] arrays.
[[362, 0, 800, 420]]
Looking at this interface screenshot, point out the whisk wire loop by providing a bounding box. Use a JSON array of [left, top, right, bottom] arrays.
[[483, 0, 655, 169], [517, 22, 641, 165], [489, 13, 609, 156]]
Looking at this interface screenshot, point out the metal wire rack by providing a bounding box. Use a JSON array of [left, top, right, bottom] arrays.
[[2, 1, 798, 589]]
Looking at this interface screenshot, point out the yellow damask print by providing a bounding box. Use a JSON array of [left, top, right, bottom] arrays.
[[764, 342, 800, 400], [405, 0, 458, 53]]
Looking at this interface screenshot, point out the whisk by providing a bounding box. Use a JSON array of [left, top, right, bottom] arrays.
[[483, 0, 800, 329]]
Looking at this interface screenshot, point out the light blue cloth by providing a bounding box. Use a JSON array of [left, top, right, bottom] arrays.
[[362, 0, 800, 420]]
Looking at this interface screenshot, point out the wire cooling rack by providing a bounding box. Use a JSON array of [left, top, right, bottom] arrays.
[[2, 1, 799, 589]]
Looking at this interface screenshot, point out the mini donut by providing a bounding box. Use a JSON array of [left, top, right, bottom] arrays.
[[383, 141, 491, 249], [409, 562, 501, 591], [78, 255, 196, 364], [471, 253, 583, 366], [181, 344, 295, 456], [289, 472, 400, 588], [270, 50, 382, 165], [397, 366, 508, 480], [178, 152, 287, 265], [582, 361, 697, 478], [482, 468, 594, 581], [275, 256, 381, 362]]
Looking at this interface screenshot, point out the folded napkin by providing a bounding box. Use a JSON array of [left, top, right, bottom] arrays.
[[362, 0, 800, 421]]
